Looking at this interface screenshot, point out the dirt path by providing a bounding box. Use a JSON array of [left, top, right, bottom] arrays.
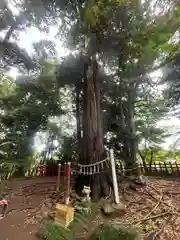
[[0, 177, 57, 240]]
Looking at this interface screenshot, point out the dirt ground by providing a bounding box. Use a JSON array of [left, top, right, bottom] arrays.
[[76, 177, 180, 239], [110, 177, 180, 239], [0, 176, 180, 240], [0, 177, 57, 240]]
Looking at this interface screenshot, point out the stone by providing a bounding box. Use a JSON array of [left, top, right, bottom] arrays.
[[138, 175, 147, 185], [75, 201, 91, 215], [45, 201, 53, 208], [101, 203, 115, 216], [101, 201, 126, 217], [112, 202, 126, 211], [70, 192, 80, 200], [75, 205, 91, 214], [80, 197, 88, 203], [128, 175, 137, 181], [129, 183, 137, 191], [41, 210, 49, 218], [46, 197, 53, 203]]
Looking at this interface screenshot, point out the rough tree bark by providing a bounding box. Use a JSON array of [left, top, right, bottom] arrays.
[[125, 84, 140, 177], [138, 149, 148, 171], [75, 84, 82, 162], [149, 147, 154, 169], [75, 58, 112, 201]]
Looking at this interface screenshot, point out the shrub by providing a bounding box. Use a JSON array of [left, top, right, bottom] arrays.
[[38, 221, 70, 240], [89, 224, 140, 240]]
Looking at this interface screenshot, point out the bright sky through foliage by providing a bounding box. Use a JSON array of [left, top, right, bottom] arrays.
[[5, 0, 180, 151]]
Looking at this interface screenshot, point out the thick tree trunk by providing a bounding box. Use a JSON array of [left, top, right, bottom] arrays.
[[19, 129, 34, 158], [75, 59, 111, 201], [76, 89, 81, 143], [149, 147, 154, 167], [138, 150, 148, 171], [75, 85, 82, 162], [126, 85, 139, 176], [83, 59, 104, 163]]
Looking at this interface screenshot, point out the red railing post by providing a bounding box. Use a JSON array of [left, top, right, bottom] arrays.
[[56, 164, 61, 193], [44, 165, 47, 177], [40, 165, 44, 176], [65, 162, 71, 205]]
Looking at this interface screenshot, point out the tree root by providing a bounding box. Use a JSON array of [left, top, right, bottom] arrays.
[[153, 215, 172, 240], [132, 191, 163, 226], [131, 211, 180, 225], [146, 184, 178, 212], [112, 179, 180, 239]]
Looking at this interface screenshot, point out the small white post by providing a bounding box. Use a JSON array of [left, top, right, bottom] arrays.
[[110, 149, 120, 204], [65, 162, 71, 205]]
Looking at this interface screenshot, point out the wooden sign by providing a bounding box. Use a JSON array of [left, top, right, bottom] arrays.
[[55, 203, 74, 227]]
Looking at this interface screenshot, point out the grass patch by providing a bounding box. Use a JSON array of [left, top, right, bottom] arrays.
[[38, 217, 140, 240], [89, 224, 140, 240], [38, 221, 70, 240]]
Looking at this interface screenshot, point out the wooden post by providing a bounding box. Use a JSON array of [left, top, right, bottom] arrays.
[[110, 149, 120, 204], [140, 163, 144, 174], [175, 161, 179, 173], [65, 162, 71, 205], [31, 165, 34, 176], [32, 165, 35, 176], [27, 168, 30, 177], [154, 162, 157, 173], [56, 164, 61, 193], [159, 162, 163, 174], [169, 162, 173, 174], [44, 165, 47, 177], [149, 163, 152, 173], [34, 164, 39, 177], [136, 162, 142, 178], [40, 165, 44, 176], [164, 162, 168, 175], [119, 161, 123, 173]]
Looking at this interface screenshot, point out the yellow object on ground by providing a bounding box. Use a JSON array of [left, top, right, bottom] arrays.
[[54, 203, 75, 228]]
